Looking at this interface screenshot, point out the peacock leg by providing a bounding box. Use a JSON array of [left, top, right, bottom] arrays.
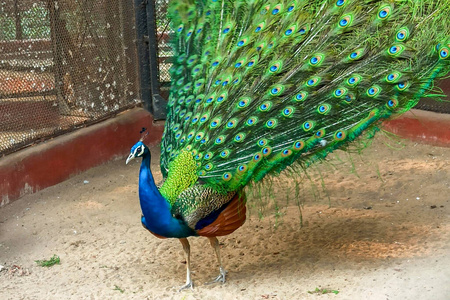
[[178, 238, 194, 291], [205, 237, 227, 285]]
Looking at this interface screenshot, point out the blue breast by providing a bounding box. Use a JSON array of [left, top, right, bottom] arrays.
[[139, 153, 196, 238]]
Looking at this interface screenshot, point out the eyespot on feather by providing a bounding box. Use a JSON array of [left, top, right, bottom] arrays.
[[284, 25, 296, 36], [215, 135, 225, 144], [259, 101, 272, 112], [272, 4, 282, 15], [257, 139, 268, 147], [282, 106, 294, 117], [293, 140, 305, 151], [222, 172, 232, 181], [302, 121, 315, 131], [281, 149, 292, 157], [439, 47, 449, 59], [338, 14, 353, 29], [287, 3, 295, 12], [317, 103, 332, 114], [209, 117, 221, 129], [262, 146, 272, 157], [237, 164, 248, 173], [268, 61, 282, 74], [306, 76, 321, 87], [204, 152, 213, 160], [335, 0, 346, 7], [226, 118, 238, 129], [309, 53, 325, 66], [246, 116, 258, 126], [386, 99, 398, 109], [255, 21, 265, 33], [315, 129, 326, 138], [366, 85, 381, 97], [237, 97, 251, 109], [386, 71, 401, 83], [246, 57, 257, 68], [348, 48, 365, 61], [387, 44, 405, 57], [395, 27, 410, 42], [253, 153, 262, 162], [269, 85, 284, 96], [377, 4, 392, 20], [333, 87, 348, 98], [294, 91, 308, 102], [220, 149, 230, 158], [265, 118, 278, 129], [343, 93, 355, 104], [334, 130, 347, 141], [234, 133, 246, 142], [396, 81, 409, 91]]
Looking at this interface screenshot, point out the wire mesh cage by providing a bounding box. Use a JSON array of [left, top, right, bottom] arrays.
[[1, 0, 449, 157], [0, 0, 139, 156]]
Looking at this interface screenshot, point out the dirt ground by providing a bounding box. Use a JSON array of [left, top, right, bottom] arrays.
[[1, 135, 449, 300]]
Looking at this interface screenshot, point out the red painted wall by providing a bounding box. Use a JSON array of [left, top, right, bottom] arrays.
[[0, 108, 163, 206], [383, 110, 450, 148]]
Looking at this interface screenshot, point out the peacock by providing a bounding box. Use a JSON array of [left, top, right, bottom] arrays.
[[126, 0, 450, 290]]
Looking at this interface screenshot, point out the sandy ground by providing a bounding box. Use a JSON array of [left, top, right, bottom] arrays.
[[0, 135, 449, 300]]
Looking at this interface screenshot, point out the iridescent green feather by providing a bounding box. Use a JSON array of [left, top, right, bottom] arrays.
[[160, 0, 450, 196]]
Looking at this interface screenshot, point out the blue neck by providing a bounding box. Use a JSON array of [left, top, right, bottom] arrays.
[[138, 152, 196, 238]]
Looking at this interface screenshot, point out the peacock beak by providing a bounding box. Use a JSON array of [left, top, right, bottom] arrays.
[[125, 153, 135, 165]]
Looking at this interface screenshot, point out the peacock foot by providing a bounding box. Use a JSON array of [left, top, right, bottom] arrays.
[[178, 280, 194, 292], [205, 267, 227, 285]]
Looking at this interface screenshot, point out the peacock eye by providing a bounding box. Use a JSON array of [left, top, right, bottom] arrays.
[[136, 146, 143, 155]]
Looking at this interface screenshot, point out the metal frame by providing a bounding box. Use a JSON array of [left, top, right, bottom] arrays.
[[134, 0, 167, 120]]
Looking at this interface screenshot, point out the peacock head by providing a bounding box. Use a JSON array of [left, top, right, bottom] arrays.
[[126, 141, 149, 164]]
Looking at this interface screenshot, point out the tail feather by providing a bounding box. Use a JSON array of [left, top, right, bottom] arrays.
[[161, 0, 450, 192]]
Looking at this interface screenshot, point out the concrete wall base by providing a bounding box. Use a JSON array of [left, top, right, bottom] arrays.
[[0, 108, 163, 207]]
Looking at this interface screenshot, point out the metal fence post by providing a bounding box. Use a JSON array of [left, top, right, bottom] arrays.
[[47, 0, 69, 114], [134, 0, 152, 113], [133, 0, 166, 120], [146, 0, 166, 120]]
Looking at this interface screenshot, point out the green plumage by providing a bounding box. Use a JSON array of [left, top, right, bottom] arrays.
[[159, 150, 198, 204], [160, 0, 450, 203]]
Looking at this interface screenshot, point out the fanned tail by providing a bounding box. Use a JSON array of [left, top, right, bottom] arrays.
[[160, 0, 450, 193]]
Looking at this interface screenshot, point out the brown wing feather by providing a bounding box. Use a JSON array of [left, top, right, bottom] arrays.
[[196, 192, 246, 237]]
